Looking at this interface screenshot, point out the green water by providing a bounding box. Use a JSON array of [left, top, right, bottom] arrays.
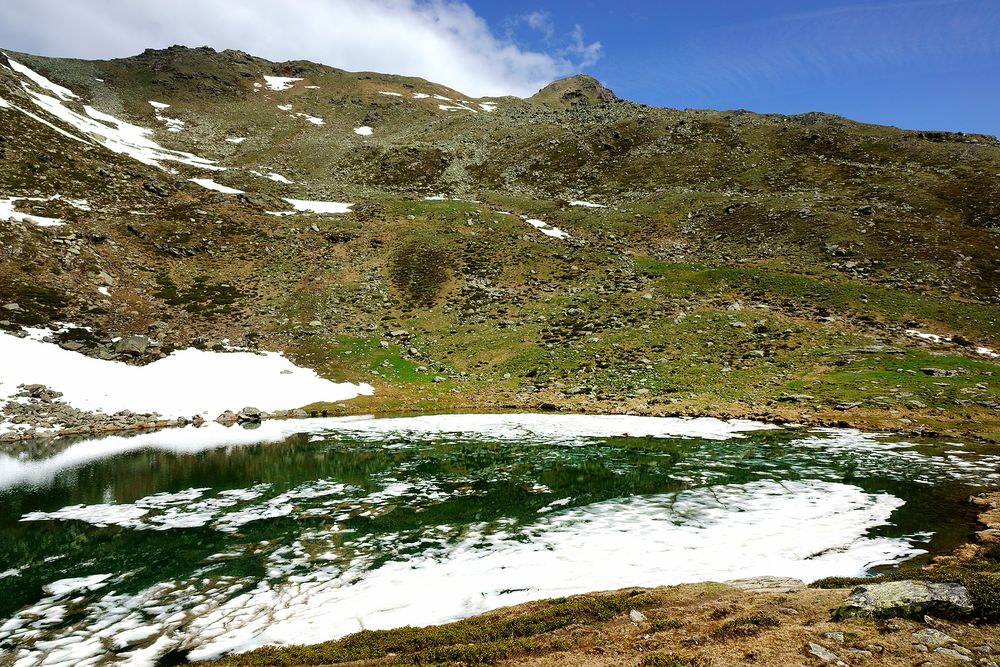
[[0, 416, 996, 665]]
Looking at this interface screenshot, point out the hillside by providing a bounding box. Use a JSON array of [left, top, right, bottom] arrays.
[[0, 45, 998, 441]]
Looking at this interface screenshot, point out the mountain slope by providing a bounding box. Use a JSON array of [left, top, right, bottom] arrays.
[[0, 46, 998, 441]]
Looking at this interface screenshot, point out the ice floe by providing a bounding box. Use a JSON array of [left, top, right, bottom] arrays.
[[2, 57, 221, 172], [263, 76, 302, 91], [0, 329, 373, 437], [0, 478, 921, 666], [353, 125, 373, 136], [189, 178, 244, 195]]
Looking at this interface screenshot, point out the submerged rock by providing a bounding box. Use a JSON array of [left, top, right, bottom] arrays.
[[834, 580, 974, 620]]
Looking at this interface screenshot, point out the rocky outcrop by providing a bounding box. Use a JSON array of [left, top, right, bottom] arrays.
[[834, 580, 974, 620]]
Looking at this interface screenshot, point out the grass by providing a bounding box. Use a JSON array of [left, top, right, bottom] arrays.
[[641, 653, 712, 667], [203, 590, 662, 666], [711, 613, 780, 640]]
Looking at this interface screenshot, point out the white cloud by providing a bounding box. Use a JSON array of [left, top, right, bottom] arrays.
[[0, 0, 602, 97]]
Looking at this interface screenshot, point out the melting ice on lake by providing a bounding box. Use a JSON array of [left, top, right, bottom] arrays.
[[1, 414, 998, 666]]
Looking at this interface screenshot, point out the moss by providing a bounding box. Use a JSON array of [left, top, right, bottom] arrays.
[[640, 652, 712, 667], [649, 616, 684, 632], [712, 613, 780, 639]]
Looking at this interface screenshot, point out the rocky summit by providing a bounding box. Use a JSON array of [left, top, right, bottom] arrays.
[[0, 44, 998, 440]]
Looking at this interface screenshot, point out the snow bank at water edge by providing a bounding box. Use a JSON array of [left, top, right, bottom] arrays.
[[0, 330, 373, 437]]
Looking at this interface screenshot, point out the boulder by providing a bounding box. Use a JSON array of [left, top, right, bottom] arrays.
[[113, 335, 149, 356], [834, 580, 974, 621], [237, 406, 263, 423]]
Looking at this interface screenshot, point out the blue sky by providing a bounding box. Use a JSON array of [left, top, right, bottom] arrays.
[[477, 0, 1000, 135], [1, 0, 997, 135]]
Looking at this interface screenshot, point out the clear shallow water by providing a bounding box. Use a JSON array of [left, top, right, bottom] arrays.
[[0, 414, 997, 666]]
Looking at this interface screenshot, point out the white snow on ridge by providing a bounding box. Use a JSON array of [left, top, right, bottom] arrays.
[[149, 101, 184, 133], [284, 199, 352, 214], [189, 178, 244, 195], [479, 102, 497, 112], [353, 126, 373, 136], [263, 76, 302, 91], [3, 57, 221, 172], [6, 56, 78, 101], [0, 330, 373, 437], [569, 200, 605, 208]]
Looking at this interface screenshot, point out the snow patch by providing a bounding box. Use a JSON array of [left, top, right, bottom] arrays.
[[353, 126, 373, 136], [0, 330, 373, 437], [266, 172, 292, 184], [479, 102, 497, 112], [225, 137, 246, 144], [569, 200, 605, 208], [263, 76, 302, 91], [189, 179, 244, 195], [283, 199, 352, 214], [524, 217, 569, 239], [6, 57, 78, 101], [378, 91, 403, 97], [0, 196, 64, 227], [905, 329, 998, 359], [4, 58, 220, 172]]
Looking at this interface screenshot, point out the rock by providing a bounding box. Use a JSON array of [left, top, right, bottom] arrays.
[[807, 642, 845, 665], [629, 609, 647, 623], [912, 629, 958, 648], [725, 576, 805, 593], [237, 406, 263, 423], [778, 393, 814, 403], [432, 376, 446, 383], [2, 302, 20, 311], [835, 581, 974, 621], [216, 410, 238, 424], [934, 647, 972, 662], [113, 335, 149, 356], [824, 632, 845, 643]]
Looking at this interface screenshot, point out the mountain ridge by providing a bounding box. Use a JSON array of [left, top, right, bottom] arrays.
[[0, 44, 998, 443]]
